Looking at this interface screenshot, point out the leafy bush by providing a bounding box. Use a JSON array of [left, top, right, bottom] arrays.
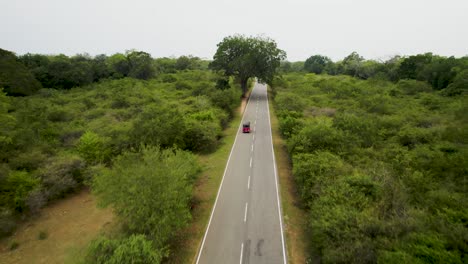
[[92, 147, 199, 247], [130, 104, 186, 148], [86, 235, 163, 264], [183, 118, 221, 152], [1, 171, 39, 213], [289, 117, 347, 154], [38, 155, 85, 200], [396, 79, 432, 95], [292, 151, 346, 206], [273, 73, 467, 263], [77, 131, 111, 164]]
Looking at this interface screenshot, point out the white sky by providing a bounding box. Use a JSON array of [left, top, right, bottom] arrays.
[[1, 0, 467, 61]]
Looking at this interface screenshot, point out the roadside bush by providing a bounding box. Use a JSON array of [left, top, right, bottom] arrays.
[[130, 104, 186, 148], [92, 147, 199, 248], [275, 92, 307, 112], [292, 151, 346, 206], [183, 118, 221, 152], [86, 235, 163, 264], [288, 117, 347, 154], [278, 112, 303, 138], [208, 86, 241, 118], [39, 155, 85, 200], [77, 131, 111, 164], [1, 170, 39, 213]]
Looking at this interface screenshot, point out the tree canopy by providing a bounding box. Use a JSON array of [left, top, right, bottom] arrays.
[[210, 35, 286, 96], [304, 55, 332, 74], [0, 49, 42, 96]]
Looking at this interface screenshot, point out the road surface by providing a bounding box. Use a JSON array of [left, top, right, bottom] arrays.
[[196, 82, 286, 264]]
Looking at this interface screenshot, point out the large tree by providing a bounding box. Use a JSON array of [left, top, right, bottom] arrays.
[[210, 35, 286, 96], [304, 55, 332, 74], [0, 49, 42, 95]]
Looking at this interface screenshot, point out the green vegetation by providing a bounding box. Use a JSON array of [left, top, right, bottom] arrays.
[[0, 51, 241, 262], [38, 230, 48, 240], [210, 35, 286, 96], [0, 49, 42, 96], [9, 241, 19, 251], [282, 52, 468, 95], [272, 71, 467, 263], [89, 147, 199, 261]]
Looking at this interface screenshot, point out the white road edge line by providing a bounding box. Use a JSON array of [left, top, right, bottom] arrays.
[[196, 87, 254, 264], [244, 203, 248, 222], [240, 243, 244, 264], [265, 84, 288, 264], [247, 175, 250, 189]]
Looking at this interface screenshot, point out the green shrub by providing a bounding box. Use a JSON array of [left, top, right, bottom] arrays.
[[38, 230, 48, 240], [8, 148, 47, 171], [275, 92, 307, 112], [2, 171, 39, 213], [292, 151, 346, 206], [288, 117, 347, 154], [183, 118, 221, 152], [9, 241, 19, 250], [396, 126, 437, 148], [130, 104, 186, 148], [333, 112, 380, 148], [77, 131, 111, 164], [47, 108, 72, 122], [86, 235, 163, 264], [92, 147, 199, 247], [396, 79, 432, 95], [39, 155, 85, 200]]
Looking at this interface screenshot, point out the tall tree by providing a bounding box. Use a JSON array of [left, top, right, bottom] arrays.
[[210, 35, 286, 96], [0, 49, 42, 95], [126, 50, 155, 80], [342, 51, 364, 77], [304, 55, 332, 74]]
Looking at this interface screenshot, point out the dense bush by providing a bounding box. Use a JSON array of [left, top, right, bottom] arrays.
[[92, 147, 199, 258], [86, 235, 163, 264], [273, 73, 467, 263], [0, 70, 239, 241]]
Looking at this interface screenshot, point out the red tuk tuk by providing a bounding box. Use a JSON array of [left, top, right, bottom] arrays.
[[242, 121, 251, 133]]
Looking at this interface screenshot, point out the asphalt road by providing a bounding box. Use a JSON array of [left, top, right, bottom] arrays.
[[196, 82, 286, 264]]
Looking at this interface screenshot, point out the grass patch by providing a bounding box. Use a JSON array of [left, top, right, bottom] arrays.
[[268, 86, 311, 263], [165, 100, 245, 264], [38, 231, 48, 240], [9, 241, 19, 251]]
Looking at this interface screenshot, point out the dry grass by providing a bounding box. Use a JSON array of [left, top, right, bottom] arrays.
[[268, 88, 311, 263], [0, 189, 113, 264], [166, 94, 249, 264]]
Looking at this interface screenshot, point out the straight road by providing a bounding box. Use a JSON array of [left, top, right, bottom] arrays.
[[196, 82, 286, 264]]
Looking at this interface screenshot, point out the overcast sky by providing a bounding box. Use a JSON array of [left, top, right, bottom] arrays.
[[1, 0, 467, 61]]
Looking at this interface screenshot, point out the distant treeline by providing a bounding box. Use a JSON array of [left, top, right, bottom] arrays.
[[280, 52, 468, 96], [0, 48, 208, 95]]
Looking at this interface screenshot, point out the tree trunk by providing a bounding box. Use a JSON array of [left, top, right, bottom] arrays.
[[240, 78, 248, 98]]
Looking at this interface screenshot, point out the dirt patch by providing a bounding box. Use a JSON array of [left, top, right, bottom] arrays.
[[239, 90, 252, 115], [0, 189, 113, 264]]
